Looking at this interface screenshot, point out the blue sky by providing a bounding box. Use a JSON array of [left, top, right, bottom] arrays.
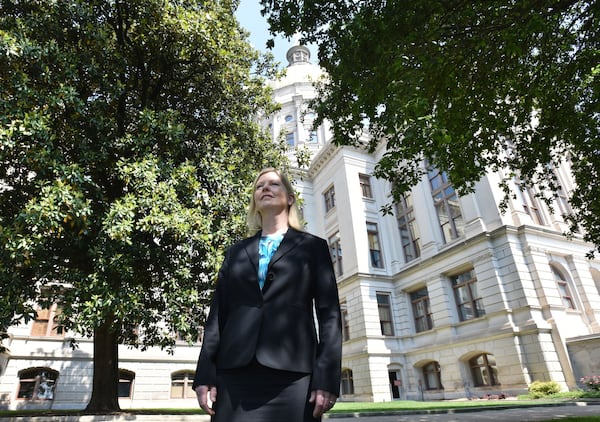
[[235, 0, 317, 66]]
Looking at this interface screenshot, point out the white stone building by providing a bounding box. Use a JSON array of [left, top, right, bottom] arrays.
[[1, 44, 600, 410], [265, 44, 600, 402]]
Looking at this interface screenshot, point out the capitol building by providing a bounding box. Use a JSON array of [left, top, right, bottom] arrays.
[[1, 44, 599, 410]]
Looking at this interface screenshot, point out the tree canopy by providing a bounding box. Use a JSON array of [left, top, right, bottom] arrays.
[[0, 0, 283, 410], [262, 0, 600, 254]]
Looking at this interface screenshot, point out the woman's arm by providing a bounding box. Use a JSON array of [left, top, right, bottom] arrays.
[[310, 237, 343, 395]]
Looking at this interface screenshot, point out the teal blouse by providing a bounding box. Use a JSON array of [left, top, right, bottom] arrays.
[[257, 233, 285, 289]]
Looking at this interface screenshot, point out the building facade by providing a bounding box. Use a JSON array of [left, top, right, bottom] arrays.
[[1, 44, 600, 410], [265, 44, 600, 402]]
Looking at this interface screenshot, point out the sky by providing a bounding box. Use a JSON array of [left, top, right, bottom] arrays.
[[235, 0, 317, 66]]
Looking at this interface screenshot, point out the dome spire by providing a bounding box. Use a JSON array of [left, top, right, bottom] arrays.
[[286, 36, 311, 67]]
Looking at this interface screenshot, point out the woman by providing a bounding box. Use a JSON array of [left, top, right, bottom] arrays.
[[193, 168, 342, 421]]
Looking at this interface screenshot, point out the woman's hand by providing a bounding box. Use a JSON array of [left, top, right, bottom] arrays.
[[195, 384, 217, 416], [309, 389, 337, 418]]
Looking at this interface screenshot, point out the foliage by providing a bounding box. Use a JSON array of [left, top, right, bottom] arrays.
[[0, 0, 284, 407], [261, 0, 600, 254], [528, 381, 561, 398], [580, 375, 600, 391]]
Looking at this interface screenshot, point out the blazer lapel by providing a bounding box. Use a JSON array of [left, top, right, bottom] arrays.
[[243, 231, 261, 284], [269, 227, 304, 267]]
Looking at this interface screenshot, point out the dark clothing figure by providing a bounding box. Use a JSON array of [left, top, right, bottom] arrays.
[[193, 169, 342, 421]]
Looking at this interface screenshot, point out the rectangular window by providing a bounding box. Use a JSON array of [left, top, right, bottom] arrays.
[[118, 370, 135, 398], [514, 177, 545, 225], [367, 222, 384, 268], [376, 292, 394, 336], [411, 287, 433, 332], [324, 185, 336, 212], [428, 166, 464, 242], [328, 232, 343, 277], [451, 269, 485, 321], [341, 369, 354, 395], [395, 193, 421, 262], [552, 169, 573, 218], [286, 132, 295, 147], [359, 173, 373, 198], [340, 300, 350, 342], [171, 372, 196, 399], [30, 305, 64, 337]]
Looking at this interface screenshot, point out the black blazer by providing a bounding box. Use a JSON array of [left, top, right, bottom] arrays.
[[192, 227, 342, 395]]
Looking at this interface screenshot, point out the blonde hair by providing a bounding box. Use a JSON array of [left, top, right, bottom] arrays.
[[247, 168, 304, 235]]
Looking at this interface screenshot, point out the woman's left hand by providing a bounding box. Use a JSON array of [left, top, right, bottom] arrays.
[[309, 389, 338, 418]]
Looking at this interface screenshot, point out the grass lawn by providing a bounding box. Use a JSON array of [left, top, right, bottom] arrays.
[[329, 397, 565, 413], [1, 394, 598, 418]]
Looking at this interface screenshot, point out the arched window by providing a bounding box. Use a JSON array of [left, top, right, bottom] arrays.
[[552, 266, 575, 309], [341, 368, 354, 395], [171, 370, 196, 399], [118, 369, 135, 398], [422, 361, 443, 390], [469, 354, 499, 387], [17, 367, 58, 400]]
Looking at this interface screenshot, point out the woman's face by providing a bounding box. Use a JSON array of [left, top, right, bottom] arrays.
[[254, 171, 293, 215]]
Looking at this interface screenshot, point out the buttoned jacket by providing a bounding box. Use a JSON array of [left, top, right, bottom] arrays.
[[192, 227, 342, 395]]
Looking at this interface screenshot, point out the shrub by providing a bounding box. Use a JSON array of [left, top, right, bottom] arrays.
[[528, 380, 561, 398], [580, 375, 600, 391]]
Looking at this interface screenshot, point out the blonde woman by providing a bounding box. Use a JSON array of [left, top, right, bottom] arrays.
[[193, 168, 342, 421]]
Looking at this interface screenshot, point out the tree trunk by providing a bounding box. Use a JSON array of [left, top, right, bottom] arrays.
[[85, 317, 120, 412]]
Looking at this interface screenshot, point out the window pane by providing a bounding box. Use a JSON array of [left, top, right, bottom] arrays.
[[452, 270, 484, 321], [18, 381, 36, 399], [37, 379, 55, 400], [286, 132, 295, 146], [367, 223, 383, 268], [376, 293, 394, 335], [118, 381, 132, 398], [341, 369, 354, 395], [171, 384, 184, 399], [359, 174, 373, 198], [470, 353, 499, 387]]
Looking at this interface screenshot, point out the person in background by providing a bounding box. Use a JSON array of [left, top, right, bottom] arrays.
[[193, 167, 342, 422]]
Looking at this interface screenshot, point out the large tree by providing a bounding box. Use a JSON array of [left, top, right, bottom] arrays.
[[262, 0, 600, 254], [0, 0, 284, 412]]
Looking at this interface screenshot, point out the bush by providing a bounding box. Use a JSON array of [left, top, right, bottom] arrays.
[[528, 380, 561, 398], [580, 375, 600, 391]]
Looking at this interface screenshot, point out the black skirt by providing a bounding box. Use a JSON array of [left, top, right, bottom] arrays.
[[211, 358, 320, 422]]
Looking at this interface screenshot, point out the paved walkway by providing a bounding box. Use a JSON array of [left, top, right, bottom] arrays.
[[328, 401, 600, 421], [2, 401, 599, 421]]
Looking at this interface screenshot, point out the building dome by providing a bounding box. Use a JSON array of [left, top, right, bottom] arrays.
[[270, 44, 323, 90]]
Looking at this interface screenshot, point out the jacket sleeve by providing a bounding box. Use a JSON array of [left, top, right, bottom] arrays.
[[310, 237, 342, 395], [192, 250, 229, 389]]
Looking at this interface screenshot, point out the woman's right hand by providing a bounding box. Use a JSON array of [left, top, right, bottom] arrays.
[[195, 384, 217, 415]]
